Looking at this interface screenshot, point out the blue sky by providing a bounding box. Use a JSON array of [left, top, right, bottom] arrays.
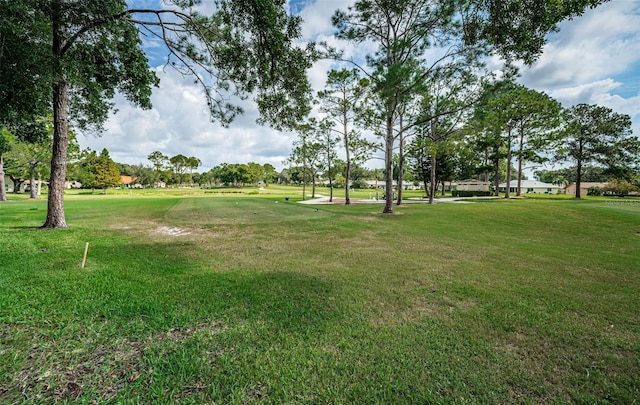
[[80, 0, 640, 173]]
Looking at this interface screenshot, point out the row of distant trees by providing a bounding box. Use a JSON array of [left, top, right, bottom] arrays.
[[3, 123, 638, 198], [287, 68, 639, 204]]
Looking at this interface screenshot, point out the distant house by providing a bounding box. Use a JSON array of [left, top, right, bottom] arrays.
[[455, 179, 490, 192], [120, 175, 143, 188], [564, 182, 609, 197], [499, 180, 561, 194], [366, 180, 393, 189], [3, 175, 13, 192], [65, 180, 82, 189], [364, 180, 420, 190], [3, 176, 32, 193], [23, 179, 45, 195], [120, 175, 133, 186]]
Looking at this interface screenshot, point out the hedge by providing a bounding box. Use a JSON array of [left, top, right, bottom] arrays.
[[451, 190, 493, 197]]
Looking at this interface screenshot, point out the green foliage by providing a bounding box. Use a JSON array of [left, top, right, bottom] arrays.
[[0, 1, 51, 123], [559, 103, 636, 198], [451, 190, 493, 197], [75, 148, 121, 193], [318, 68, 374, 203], [587, 186, 603, 196], [334, 0, 484, 211], [535, 166, 614, 184], [602, 180, 639, 197], [463, 0, 611, 64], [4, 0, 313, 228], [168, 154, 199, 185], [211, 162, 252, 186]]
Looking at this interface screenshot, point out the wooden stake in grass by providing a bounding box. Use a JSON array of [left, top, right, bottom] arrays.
[[81, 242, 89, 268]]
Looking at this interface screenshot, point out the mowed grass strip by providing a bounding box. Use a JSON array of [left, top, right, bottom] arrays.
[[0, 195, 638, 403]]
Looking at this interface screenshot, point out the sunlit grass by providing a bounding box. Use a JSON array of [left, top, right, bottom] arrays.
[[1, 195, 638, 403]]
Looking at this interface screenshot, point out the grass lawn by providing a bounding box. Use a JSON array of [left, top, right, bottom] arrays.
[[1, 191, 639, 403]]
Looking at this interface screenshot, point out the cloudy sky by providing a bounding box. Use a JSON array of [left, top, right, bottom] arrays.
[[79, 0, 640, 173]]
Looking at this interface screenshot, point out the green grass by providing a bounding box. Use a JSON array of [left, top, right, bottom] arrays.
[[1, 193, 639, 403]]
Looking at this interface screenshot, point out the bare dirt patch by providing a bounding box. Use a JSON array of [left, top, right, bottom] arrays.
[[155, 226, 192, 237]]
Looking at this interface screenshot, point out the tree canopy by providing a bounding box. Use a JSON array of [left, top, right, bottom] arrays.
[[558, 103, 636, 198], [332, 0, 609, 213], [1, 0, 313, 228]]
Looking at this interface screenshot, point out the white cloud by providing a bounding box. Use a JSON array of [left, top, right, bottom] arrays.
[[517, 1, 640, 137], [87, 0, 639, 173], [80, 68, 295, 171], [549, 79, 640, 133], [519, 1, 640, 89]]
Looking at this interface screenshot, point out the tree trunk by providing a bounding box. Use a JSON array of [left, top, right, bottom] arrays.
[[493, 147, 500, 197], [42, 15, 69, 228], [43, 77, 70, 228], [516, 130, 524, 197], [505, 130, 512, 199], [0, 156, 6, 201], [429, 154, 436, 205], [396, 133, 404, 206], [30, 165, 37, 199], [423, 178, 429, 199], [383, 114, 394, 214], [575, 139, 584, 199], [483, 148, 490, 183], [302, 163, 306, 200], [328, 177, 333, 202], [343, 112, 351, 205]]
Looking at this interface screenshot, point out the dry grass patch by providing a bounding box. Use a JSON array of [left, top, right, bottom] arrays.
[[1, 321, 225, 403]]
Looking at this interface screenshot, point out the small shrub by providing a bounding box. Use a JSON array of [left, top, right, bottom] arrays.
[[602, 180, 639, 197], [587, 186, 603, 196], [451, 190, 492, 197], [351, 179, 369, 189]]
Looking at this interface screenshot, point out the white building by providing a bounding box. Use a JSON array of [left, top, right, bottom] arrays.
[[455, 179, 491, 191], [498, 180, 561, 194]]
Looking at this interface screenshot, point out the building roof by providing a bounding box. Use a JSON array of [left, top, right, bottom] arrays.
[[458, 179, 490, 184], [120, 175, 135, 184]]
